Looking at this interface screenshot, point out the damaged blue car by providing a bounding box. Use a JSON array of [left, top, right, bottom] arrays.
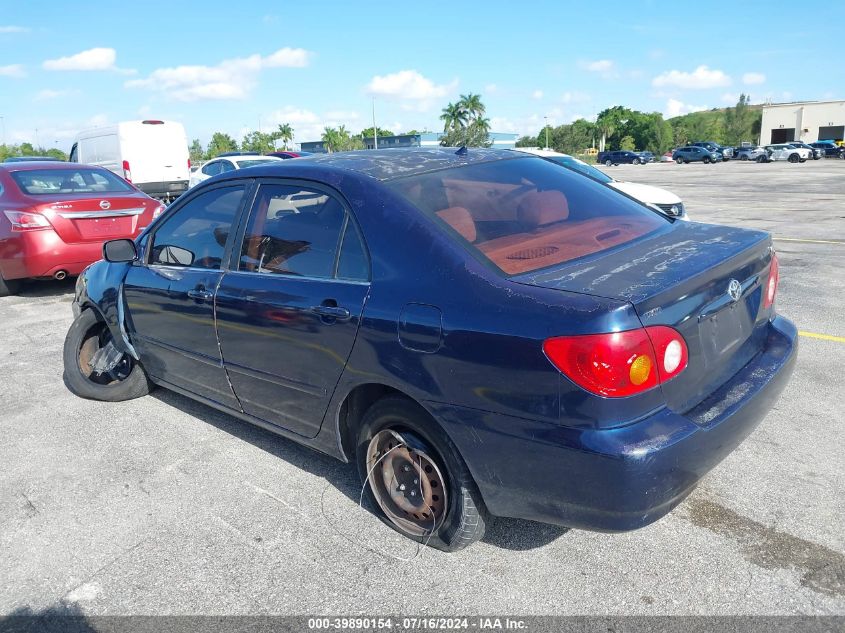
[[63, 148, 797, 551]]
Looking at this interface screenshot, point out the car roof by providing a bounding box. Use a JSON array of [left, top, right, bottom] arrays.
[[0, 161, 109, 172], [215, 147, 523, 182]]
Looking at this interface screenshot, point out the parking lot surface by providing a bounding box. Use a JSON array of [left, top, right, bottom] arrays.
[[1, 159, 843, 616]]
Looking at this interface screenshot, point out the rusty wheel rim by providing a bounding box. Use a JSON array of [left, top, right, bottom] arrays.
[[77, 324, 130, 386], [365, 429, 448, 537]]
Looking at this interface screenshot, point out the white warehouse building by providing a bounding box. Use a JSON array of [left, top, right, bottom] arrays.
[[760, 100, 845, 145]]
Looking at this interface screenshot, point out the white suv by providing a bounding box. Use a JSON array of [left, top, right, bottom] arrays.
[[765, 144, 811, 163]]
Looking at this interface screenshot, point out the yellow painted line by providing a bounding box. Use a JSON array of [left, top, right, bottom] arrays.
[[774, 237, 845, 245], [798, 331, 845, 344]]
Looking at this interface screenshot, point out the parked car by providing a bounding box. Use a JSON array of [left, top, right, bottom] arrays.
[[0, 162, 163, 295], [63, 148, 796, 551], [734, 146, 770, 162], [765, 144, 811, 163], [188, 154, 282, 188], [267, 151, 313, 159], [672, 146, 721, 164], [659, 151, 674, 162], [70, 120, 190, 203], [515, 148, 688, 219], [787, 141, 823, 160], [4, 156, 64, 163], [596, 150, 646, 166], [809, 141, 845, 158], [637, 151, 655, 163], [690, 141, 734, 161]]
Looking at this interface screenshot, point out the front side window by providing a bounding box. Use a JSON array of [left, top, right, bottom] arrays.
[[202, 162, 222, 176], [11, 168, 134, 195], [389, 156, 665, 276], [238, 183, 367, 279], [149, 185, 244, 269]]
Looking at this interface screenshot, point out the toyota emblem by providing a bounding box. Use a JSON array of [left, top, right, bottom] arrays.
[[99, 200, 111, 210], [727, 279, 741, 302]]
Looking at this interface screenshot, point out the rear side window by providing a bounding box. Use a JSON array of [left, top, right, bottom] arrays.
[[238, 183, 367, 280], [10, 168, 134, 195], [389, 156, 665, 276], [149, 185, 244, 269]]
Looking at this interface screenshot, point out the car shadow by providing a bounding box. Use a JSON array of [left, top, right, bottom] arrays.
[[150, 388, 571, 552], [14, 277, 76, 298]]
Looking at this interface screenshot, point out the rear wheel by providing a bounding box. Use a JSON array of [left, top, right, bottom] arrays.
[[356, 396, 487, 552], [0, 273, 21, 297], [675, 157, 684, 165], [788, 153, 799, 163], [62, 309, 151, 401], [740, 154, 748, 161], [604, 159, 612, 167], [756, 155, 767, 163], [632, 157, 641, 165], [703, 156, 711, 164]]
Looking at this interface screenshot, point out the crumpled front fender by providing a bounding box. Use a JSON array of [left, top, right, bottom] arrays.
[[73, 260, 138, 360]]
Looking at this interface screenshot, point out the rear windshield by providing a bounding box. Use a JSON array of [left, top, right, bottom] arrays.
[[11, 168, 134, 195], [389, 156, 666, 276], [236, 159, 279, 169], [549, 156, 613, 184]]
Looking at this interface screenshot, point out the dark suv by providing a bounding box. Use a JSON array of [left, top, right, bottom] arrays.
[[690, 141, 734, 161], [596, 150, 645, 166], [809, 141, 845, 159]]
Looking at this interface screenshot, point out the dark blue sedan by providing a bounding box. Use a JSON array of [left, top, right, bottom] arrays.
[[63, 148, 797, 551]]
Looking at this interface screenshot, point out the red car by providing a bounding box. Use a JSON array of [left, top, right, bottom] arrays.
[[0, 162, 164, 295], [265, 151, 312, 159]]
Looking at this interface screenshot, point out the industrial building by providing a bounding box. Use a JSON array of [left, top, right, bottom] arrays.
[[760, 100, 845, 144], [300, 131, 518, 154]]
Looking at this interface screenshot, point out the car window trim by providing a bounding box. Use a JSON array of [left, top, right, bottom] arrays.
[[140, 178, 255, 270], [229, 177, 372, 283]]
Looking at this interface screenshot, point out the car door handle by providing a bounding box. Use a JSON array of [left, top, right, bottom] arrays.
[[311, 305, 352, 321], [187, 288, 213, 301]]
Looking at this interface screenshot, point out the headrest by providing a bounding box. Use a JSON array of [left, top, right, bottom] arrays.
[[517, 190, 569, 228], [436, 206, 476, 242]]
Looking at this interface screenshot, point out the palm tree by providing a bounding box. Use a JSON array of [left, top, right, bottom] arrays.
[[459, 93, 485, 119], [596, 115, 615, 153], [322, 127, 339, 153], [440, 102, 467, 133], [277, 123, 293, 150]]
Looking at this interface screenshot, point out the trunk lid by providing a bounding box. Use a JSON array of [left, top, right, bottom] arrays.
[[514, 222, 775, 413], [35, 194, 156, 244]]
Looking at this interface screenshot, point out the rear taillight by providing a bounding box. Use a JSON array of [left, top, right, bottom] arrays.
[[764, 253, 779, 309], [122, 160, 132, 182], [3, 210, 52, 232], [187, 158, 192, 170], [152, 204, 165, 220], [543, 326, 688, 398]]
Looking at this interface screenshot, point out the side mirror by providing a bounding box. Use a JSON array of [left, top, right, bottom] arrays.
[[103, 239, 138, 263]]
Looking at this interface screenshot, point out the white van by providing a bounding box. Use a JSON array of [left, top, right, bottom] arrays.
[[70, 120, 190, 202]]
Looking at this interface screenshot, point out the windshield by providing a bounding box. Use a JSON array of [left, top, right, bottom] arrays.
[[236, 159, 279, 169], [389, 156, 665, 276], [11, 168, 134, 195], [548, 156, 613, 184]]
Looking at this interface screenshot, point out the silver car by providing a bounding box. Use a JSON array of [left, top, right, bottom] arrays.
[[735, 146, 769, 162]]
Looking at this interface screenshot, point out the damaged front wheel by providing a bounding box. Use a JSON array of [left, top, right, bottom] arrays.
[[62, 309, 151, 401]]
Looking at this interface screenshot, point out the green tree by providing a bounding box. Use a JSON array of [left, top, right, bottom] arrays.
[[439, 94, 492, 148], [321, 125, 361, 152], [206, 132, 238, 157], [241, 130, 276, 154], [724, 93, 753, 145], [515, 135, 538, 147], [189, 139, 204, 163], [440, 102, 468, 133], [276, 123, 293, 150], [620, 135, 636, 151], [359, 126, 394, 139], [458, 93, 485, 118]]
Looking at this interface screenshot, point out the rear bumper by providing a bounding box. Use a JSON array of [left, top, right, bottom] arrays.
[[0, 231, 104, 280], [136, 180, 188, 199], [428, 316, 797, 531]]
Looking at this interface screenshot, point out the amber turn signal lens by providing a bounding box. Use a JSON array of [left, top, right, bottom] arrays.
[[629, 354, 652, 385]]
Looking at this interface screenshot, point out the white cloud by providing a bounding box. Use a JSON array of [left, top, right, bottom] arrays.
[[652, 65, 731, 89], [484, 83, 498, 94], [721, 92, 739, 104], [34, 88, 76, 101], [43, 47, 130, 72], [560, 91, 590, 104], [664, 98, 708, 118], [262, 106, 364, 144], [532, 89, 543, 100], [0, 64, 26, 78], [742, 72, 766, 85], [364, 70, 457, 111], [125, 48, 312, 102], [0, 25, 29, 34], [580, 59, 614, 72]]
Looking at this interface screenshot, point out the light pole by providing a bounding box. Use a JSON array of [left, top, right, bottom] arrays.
[[372, 98, 378, 150], [544, 116, 549, 150]]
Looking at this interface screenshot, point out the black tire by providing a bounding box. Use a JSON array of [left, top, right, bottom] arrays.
[[356, 395, 488, 552], [703, 156, 711, 164], [788, 154, 799, 163], [63, 308, 151, 401], [632, 157, 641, 165], [675, 157, 683, 165], [757, 155, 767, 163], [604, 159, 612, 167], [740, 154, 748, 161], [0, 273, 21, 297]]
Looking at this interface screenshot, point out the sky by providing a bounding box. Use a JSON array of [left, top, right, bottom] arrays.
[[1, 0, 843, 151]]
